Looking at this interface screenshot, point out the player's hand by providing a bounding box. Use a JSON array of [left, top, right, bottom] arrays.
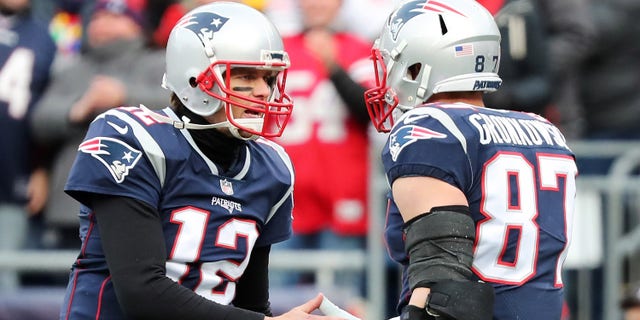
[[400, 305, 436, 320], [69, 76, 126, 123], [266, 293, 346, 320], [402, 287, 436, 320], [26, 167, 48, 215], [303, 28, 338, 71], [83, 75, 126, 108]]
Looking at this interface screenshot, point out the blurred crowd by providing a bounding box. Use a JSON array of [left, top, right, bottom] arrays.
[[1, 0, 639, 319]]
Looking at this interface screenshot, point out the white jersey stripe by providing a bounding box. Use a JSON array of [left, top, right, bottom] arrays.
[[98, 109, 167, 188], [256, 138, 294, 224]]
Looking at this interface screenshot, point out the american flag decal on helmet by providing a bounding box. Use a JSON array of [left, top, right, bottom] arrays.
[[78, 137, 142, 183], [389, 125, 447, 161], [454, 44, 474, 57]]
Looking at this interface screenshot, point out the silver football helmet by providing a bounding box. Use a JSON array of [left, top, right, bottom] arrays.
[[365, 0, 502, 132], [163, 2, 293, 138]]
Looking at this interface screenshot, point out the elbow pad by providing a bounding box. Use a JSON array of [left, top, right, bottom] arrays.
[[403, 205, 475, 290]]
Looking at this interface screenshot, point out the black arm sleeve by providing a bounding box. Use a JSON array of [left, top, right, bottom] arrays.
[[233, 245, 273, 316], [92, 195, 266, 320], [328, 66, 371, 127]]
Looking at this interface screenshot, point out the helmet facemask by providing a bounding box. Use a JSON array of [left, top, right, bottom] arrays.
[[365, 47, 399, 133], [195, 57, 293, 139], [365, 41, 425, 133]]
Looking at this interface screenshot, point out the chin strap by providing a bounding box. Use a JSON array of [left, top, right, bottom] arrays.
[[139, 105, 261, 141], [228, 118, 263, 141]]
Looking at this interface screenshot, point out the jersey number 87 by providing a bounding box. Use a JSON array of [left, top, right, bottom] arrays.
[[473, 152, 577, 287]]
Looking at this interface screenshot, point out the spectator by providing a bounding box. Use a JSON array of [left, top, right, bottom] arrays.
[[57, 2, 339, 319], [622, 282, 640, 320], [30, 0, 95, 70], [481, 0, 552, 115], [30, 0, 167, 250], [0, 0, 56, 290], [334, 0, 398, 41], [268, 0, 374, 304], [150, 0, 190, 48], [537, 0, 596, 139], [579, 0, 640, 143], [143, 0, 172, 44], [364, 0, 578, 319], [263, 0, 397, 41], [261, 0, 299, 37], [569, 1, 640, 318]]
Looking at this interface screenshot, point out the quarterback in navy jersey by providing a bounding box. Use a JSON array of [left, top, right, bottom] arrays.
[[60, 3, 341, 320], [365, 1, 578, 320]]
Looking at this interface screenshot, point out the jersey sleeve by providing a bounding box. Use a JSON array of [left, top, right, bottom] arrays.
[[64, 109, 163, 208], [254, 138, 294, 247], [257, 191, 293, 247], [382, 107, 474, 192]]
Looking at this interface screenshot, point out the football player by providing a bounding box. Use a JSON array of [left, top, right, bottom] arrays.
[[59, 2, 341, 320], [365, 0, 578, 319], [0, 0, 55, 289]]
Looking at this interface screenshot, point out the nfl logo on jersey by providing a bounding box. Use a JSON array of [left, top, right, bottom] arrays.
[[220, 179, 234, 195]]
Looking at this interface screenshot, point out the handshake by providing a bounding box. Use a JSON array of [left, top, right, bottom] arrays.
[[320, 295, 399, 320], [321, 279, 494, 320]]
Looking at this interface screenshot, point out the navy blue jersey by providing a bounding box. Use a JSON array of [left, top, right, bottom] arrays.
[[383, 103, 577, 319], [0, 14, 55, 203], [61, 106, 294, 318]]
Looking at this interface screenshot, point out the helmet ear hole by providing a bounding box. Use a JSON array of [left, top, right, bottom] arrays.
[[407, 63, 422, 80], [189, 77, 198, 88]]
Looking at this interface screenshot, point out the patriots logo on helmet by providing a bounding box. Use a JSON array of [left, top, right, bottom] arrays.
[[388, 0, 467, 40], [78, 137, 142, 183], [177, 11, 229, 47], [389, 125, 447, 161]]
